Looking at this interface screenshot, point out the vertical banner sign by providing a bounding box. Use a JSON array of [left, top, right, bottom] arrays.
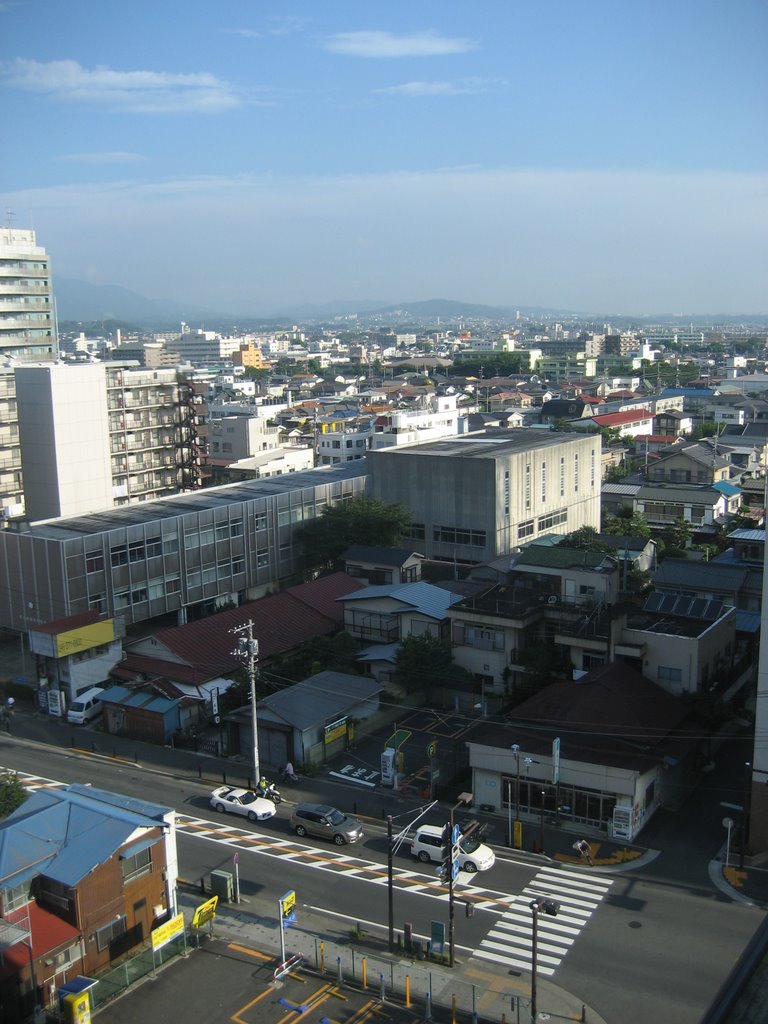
[[552, 737, 560, 785]]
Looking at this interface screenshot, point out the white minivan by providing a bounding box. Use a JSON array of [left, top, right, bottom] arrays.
[[67, 686, 105, 725], [411, 823, 496, 874]]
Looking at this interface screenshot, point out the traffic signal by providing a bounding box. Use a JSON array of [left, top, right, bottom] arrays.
[[438, 823, 452, 883]]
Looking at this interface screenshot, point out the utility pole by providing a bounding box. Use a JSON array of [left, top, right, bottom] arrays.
[[231, 620, 260, 786]]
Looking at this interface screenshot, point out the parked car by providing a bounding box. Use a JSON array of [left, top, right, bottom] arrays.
[[410, 823, 495, 873], [210, 786, 277, 822], [67, 686, 105, 725], [289, 802, 363, 845]]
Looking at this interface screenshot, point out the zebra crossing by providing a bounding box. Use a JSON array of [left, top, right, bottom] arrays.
[[473, 863, 613, 976]]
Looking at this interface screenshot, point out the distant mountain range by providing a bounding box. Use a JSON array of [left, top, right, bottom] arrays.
[[53, 277, 768, 329]]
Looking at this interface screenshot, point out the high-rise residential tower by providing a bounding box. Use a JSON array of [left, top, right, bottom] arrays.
[[0, 227, 56, 363]]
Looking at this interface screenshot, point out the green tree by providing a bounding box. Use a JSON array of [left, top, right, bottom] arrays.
[[394, 634, 469, 693], [0, 771, 27, 818], [517, 642, 572, 691], [558, 527, 613, 554], [602, 510, 651, 539], [662, 517, 692, 553], [296, 497, 412, 575]]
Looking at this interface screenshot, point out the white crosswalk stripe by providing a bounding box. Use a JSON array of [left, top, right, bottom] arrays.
[[473, 864, 613, 976]]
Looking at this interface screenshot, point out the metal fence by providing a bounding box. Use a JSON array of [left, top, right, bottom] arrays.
[[89, 931, 188, 1009]]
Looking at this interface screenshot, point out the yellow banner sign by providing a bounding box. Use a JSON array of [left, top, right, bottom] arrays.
[[191, 895, 219, 929], [281, 890, 296, 916], [151, 912, 185, 950], [55, 619, 115, 657]]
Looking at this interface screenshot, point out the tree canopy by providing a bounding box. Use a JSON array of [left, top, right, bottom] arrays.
[[296, 496, 412, 575], [394, 634, 470, 693], [0, 771, 26, 818]]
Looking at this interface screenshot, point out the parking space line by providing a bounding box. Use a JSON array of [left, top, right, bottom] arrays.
[[230, 984, 274, 1024], [227, 942, 273, 961]]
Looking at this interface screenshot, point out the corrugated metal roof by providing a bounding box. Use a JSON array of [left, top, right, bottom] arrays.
[[0, 785, 171, 889], [255, 671, 382, 731], [339, 581, 463, 620]]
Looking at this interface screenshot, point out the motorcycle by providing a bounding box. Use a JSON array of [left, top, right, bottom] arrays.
[[262, 783, 282, 805]]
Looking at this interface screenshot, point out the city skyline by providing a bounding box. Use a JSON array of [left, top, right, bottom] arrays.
[[1, 1, 766, 316]]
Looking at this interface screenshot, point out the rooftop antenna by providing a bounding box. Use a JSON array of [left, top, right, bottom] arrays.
[[4, 207, 15, 229]]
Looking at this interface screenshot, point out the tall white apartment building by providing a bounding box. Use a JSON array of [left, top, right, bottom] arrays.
[[13, 363, 203, 522], [0, 227, 56, 362], [0, 369, 24, 520]]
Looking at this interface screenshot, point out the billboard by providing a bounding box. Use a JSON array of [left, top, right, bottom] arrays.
[[55, 620, 115, 657]]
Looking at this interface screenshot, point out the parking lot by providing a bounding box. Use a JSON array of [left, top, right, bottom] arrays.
[[94, 938, 433, 1024]]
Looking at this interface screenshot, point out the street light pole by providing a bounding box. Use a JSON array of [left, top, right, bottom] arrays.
[[232, 620, 260, 787], [387, 815, 394, 951], [539, 789, 546, 854], [529, 897, 560, 1024], [509, 744, 520, 846], [740, 761, 752, 870]]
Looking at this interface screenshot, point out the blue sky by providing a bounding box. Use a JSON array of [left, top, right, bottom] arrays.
[[1, 1, 766, 316]]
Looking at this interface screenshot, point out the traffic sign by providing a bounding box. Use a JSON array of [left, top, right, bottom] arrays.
[[452, 824, 462, 845], [452, 859, 460, 881]]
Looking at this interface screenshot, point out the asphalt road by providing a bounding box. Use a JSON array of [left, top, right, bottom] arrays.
[[1, 732, 766, 1023]]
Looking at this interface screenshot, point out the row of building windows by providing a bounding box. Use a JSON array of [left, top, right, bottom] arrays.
[[434, 526, 487, 547]]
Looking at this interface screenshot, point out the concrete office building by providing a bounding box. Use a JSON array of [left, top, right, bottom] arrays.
[[0, 227, 56, 362], [368, 430, 601, 563], [0, 462, 367, 633]]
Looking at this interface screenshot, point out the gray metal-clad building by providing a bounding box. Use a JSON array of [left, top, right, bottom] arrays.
[[0, 462, 367, 632]]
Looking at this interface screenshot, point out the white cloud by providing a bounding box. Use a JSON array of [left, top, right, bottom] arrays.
[[378, 78, 495, 97], [323, 30, 475, 58], [56, 151, 145, 164], [1, 58, 240, 113], [222, 28, 262, 39]]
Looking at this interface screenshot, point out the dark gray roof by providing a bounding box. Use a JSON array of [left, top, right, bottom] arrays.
[[343, 545, 423, 567], [256, 671, 382, 731], [22, 461, 367, 540], [653, 558, 748, 592]]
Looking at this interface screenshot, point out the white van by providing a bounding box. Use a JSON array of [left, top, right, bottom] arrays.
[[67, 686, 105, 725], [411, 823, 496, 874]]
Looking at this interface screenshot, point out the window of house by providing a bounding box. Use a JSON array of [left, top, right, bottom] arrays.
[[560, 456, 565, 497], [525, 463, 531, 510], [110, 546, 128, 567], [216, 524, 229, 542], [86, 553, 104, 573], [166, 577, 181, 594], [230, 521, 244, 538], [95, 915, 127, 952], [121, 845, 153, 882], [254, 513, 267, 531], [591, 449, 596, 487], [541, 461, 547, 503], [504, 470, 510, 516], [257, 551, 269, 568], [518, 519, 534, 540], [232, 557, 245, 574], [574, 453, 579, 493], [88, 593, 106, 612], [658, 665, 682, 683], [163, 536, 179, 554], [128, 540, 145, 562], [2, 881, 31, 912], [114, 590, 130, 609], [146, 537, 162, 558]]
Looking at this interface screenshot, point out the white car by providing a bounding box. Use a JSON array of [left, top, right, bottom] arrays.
[[210, 786, 276, 822]]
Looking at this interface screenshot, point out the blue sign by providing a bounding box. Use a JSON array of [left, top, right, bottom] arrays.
[[283, 910, 296, 930], [452, 860, 460, 881], [452, 824, 462, 844]]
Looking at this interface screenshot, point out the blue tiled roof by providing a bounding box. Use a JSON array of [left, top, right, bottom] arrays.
[[339, 581, 463, 620], [712, 481, 741, 497], [0, 785, 172, 889]]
